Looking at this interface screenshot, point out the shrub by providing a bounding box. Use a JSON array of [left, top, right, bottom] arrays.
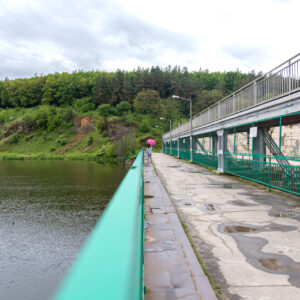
[[105, 142, 115, 157], [56, 135, 67, 145], [114, 129, 136, 159], [98, 104, 115, 117], [73, 97, 95, 113], [123, 113, 135, 126], [139, 119, 150, 133], [87, 135, 94, 145], [23, 114, 36, 128], [8, 134, 19, 144], [95, 117, 106, 132], [96, 142, 115, 158], [0, 112, 6, 123], [35, 110, 48, 129], [62, 107, 74, 122], [115, 101, 131, 116]]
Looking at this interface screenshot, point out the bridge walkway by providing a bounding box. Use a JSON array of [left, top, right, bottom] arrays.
[[152, 152, 300, 300], [144, 161, 217, 300]]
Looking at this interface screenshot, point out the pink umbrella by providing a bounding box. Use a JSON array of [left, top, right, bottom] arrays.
[[147, 139, 156, 146]]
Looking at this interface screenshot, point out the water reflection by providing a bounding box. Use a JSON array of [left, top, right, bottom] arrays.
[[0, 160, 128, 300]]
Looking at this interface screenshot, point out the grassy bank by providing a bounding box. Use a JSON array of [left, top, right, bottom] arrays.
[[0, 105, 163, 163]]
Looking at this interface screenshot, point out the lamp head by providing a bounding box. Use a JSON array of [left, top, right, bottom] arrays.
[[172, 95, 179, 99]]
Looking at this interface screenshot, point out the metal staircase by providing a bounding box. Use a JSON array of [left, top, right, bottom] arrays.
[[263, 129, 297, 180]]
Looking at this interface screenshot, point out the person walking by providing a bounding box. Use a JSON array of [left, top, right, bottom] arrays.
[[146, 144, 152, 164]]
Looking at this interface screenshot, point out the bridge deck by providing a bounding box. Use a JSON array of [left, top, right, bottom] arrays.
[[144, 161, 216, 300], [152, 153, 300, 300]]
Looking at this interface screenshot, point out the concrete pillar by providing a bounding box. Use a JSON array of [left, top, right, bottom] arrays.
[[190, 136, 193, 161], [217, 129, 226, 172], [177, 138, 180, 157], [253, 128, 265, 162]]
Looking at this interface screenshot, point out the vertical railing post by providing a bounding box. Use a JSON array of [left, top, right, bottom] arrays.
[[268, 157, 271, 192], [233, 93, 236, 113], [288, 59, 291, 92], [217, 129, 224, 172], [233, 127, 236, 153], [218, 102, 221, 119], [254, 82, 257, 105], [279, 116, 282, 155], [190, 100, 193, 162], [242, 154, 244, 180]]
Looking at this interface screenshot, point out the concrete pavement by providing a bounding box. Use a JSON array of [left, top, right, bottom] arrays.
[[152, 153, 300, 300], [144, 161, 217, 300]]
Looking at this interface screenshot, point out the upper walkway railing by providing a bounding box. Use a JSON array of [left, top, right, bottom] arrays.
[[164, 53, 300, 139], [53, 149, 144, 300]]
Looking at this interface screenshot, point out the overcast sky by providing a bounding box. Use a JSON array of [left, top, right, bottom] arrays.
[[0, 0, 299, 79]]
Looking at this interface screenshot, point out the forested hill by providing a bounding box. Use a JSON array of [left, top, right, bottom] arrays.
[[0, 67, 259, 118], [0, 67, 260, 161]]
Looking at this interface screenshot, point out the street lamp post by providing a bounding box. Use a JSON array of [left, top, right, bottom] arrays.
[[155, 125, 164, 152], [172, 95, 193, 161], [160, 117, 172, 154]]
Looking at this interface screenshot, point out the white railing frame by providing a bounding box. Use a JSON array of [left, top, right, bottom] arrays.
[[163, 53, 300, 139]]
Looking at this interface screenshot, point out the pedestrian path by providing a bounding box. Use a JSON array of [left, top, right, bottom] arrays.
[[144, 161, 217, 300], [152, 153, 300, 300]]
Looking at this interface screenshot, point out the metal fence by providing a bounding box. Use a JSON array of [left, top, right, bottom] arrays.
[[53, 149, 145, 300], [179, 137, 191, 160], [224, 153, 300, 196], [171, 140, 178, 156], [192, 150, 218, 170], [164, 53, 300, 139]]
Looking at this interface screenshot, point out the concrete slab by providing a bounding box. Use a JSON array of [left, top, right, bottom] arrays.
[[144, 161, 217, 300], [152, 153, 300, 300]]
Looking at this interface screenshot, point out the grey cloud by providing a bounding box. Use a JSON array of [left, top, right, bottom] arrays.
[[0, 0, 196, 79], [222, 44, 269, 66]]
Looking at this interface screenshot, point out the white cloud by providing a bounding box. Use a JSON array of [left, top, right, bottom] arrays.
[[0, 0, 299, 79]]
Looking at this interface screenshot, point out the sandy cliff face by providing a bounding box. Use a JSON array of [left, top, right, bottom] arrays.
[[73, 116, 95, 134]]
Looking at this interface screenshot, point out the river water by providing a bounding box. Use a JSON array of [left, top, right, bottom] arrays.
[[0, 160, 128, 300]]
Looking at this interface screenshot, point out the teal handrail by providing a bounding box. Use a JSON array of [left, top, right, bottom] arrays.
[[53, 149, 145, 300]]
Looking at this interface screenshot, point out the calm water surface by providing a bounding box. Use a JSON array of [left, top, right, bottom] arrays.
[[0, 160, 128, 300]]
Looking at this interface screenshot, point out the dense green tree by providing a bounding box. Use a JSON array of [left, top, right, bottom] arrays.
[[133, 90, 161, 116], [93, 74, 112, 106], [0, 67, 259, 119]]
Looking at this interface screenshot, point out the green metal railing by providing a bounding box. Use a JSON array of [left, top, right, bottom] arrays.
[[171, 140, 178, 156], [164, 147, 170, 154], [179, 137, 190, 160], [53, 149, 145, 300], [192, 150, 218, 169], [224, 153, 300, 195], [179, 149, 190, 160]]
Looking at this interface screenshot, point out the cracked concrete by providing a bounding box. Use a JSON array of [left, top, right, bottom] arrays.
[[152, 153, 300, 300], [144, 162, 217, 300]]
